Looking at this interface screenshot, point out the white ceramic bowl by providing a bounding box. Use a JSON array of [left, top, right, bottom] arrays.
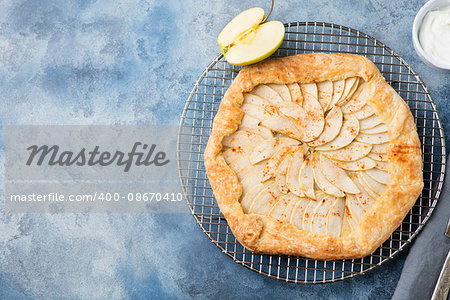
[[412, 0, 450, 71]]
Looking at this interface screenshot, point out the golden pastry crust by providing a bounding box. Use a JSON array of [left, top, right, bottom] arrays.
[[204, 53, 423, 260]]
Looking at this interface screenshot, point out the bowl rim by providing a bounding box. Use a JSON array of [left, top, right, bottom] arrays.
[[412, 0, 450, 71]]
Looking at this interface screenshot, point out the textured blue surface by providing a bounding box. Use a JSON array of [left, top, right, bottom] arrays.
[[0, 0, 448, 299]]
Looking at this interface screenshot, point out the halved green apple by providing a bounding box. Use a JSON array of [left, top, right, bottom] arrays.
[[217, 7, 285, 66]]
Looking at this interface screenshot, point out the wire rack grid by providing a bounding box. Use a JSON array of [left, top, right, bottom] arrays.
[[177, 22, 446, 283]]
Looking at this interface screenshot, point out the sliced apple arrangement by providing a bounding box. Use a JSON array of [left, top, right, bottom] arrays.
[[221, 77, 390, 237], [217, 7, 285, 66]]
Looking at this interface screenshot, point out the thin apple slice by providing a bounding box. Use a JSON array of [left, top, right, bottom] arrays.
[[311, 196, 336, 234], [240, 172, 261, 194], [359, 114, 383, 130], [289, 198, 311, 229], [322, 141, 372, 162], [275, 153, 293, 194], [331, 157, 376, 171], [317, 81, 334, 111], [300, 83, 318, 100], [222, 146, 251, 164], [240, 180, 272, 213], [302, 200, 321, 232], [315, 189, 327, 201], [237, 163, 264, 181], [281, 194, 301, 222], [347, 194, 365, 221], [337, 77, 359, 106], [240, 126, 273, 140], [343, 210, 358, 231], [249, 182, 283, 215], [365, 168, 390, 185], [250, 138, 277, 164], [261, 142, 301, 181], [371, 143, 388, 154], [299, 158, 315, 199], [301, 85, 325, 142], [352, 176, 376, 211], [229, 155, 251, 174], [276, 102, 307, 122], [287, 83, 303, 105], [240, 114, 261, 128], [251, 84, 284, 106], [375, 160, 388, 171], [368, 152, 388, 162], [319, 154, 360, 194], [277, 137, 302, 146], [240, 103, 272, 120], [276, 102, 317, 143], [269, 193, 294, 220], [217, 7, 265, 50], [340, 82, 368, 114], [244, 93, 278, 114], [260, 115, 304, 140], [329, 80, 345, 108], [315, 114, 360, 151], [360, 171, 386, 195], [312, 155, 345, 197], [286, 149, 306, 196], [222, 149, 239, 165], [356, 132, 389, 144], [356, 173, 380, 199], [240, 115, 273, 139], [361, 124, 388, 135], [224, 20, 285, 66], [351, 104, 375, 119], [268, 84, 292, 102], [222, 129, 265, 148], [307, 106, 343, 147], [241, 169, 264, 194], [326, 197, 345, 237], [346, 194, 365, 230]]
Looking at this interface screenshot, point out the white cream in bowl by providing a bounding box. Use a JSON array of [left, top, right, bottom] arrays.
[[418, 6, 450, 66]]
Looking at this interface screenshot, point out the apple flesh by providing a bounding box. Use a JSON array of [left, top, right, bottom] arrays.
[[217, 7, 285, 66], [218, 8, 265, 51]]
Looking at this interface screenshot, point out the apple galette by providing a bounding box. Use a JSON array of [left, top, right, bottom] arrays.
[[204, 53, 423, 260]]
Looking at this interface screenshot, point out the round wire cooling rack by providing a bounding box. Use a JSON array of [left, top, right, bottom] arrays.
[[177, 22, 446, 283]]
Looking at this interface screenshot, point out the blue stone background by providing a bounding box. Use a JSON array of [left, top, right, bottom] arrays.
[[0, 0, 448, 298]]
